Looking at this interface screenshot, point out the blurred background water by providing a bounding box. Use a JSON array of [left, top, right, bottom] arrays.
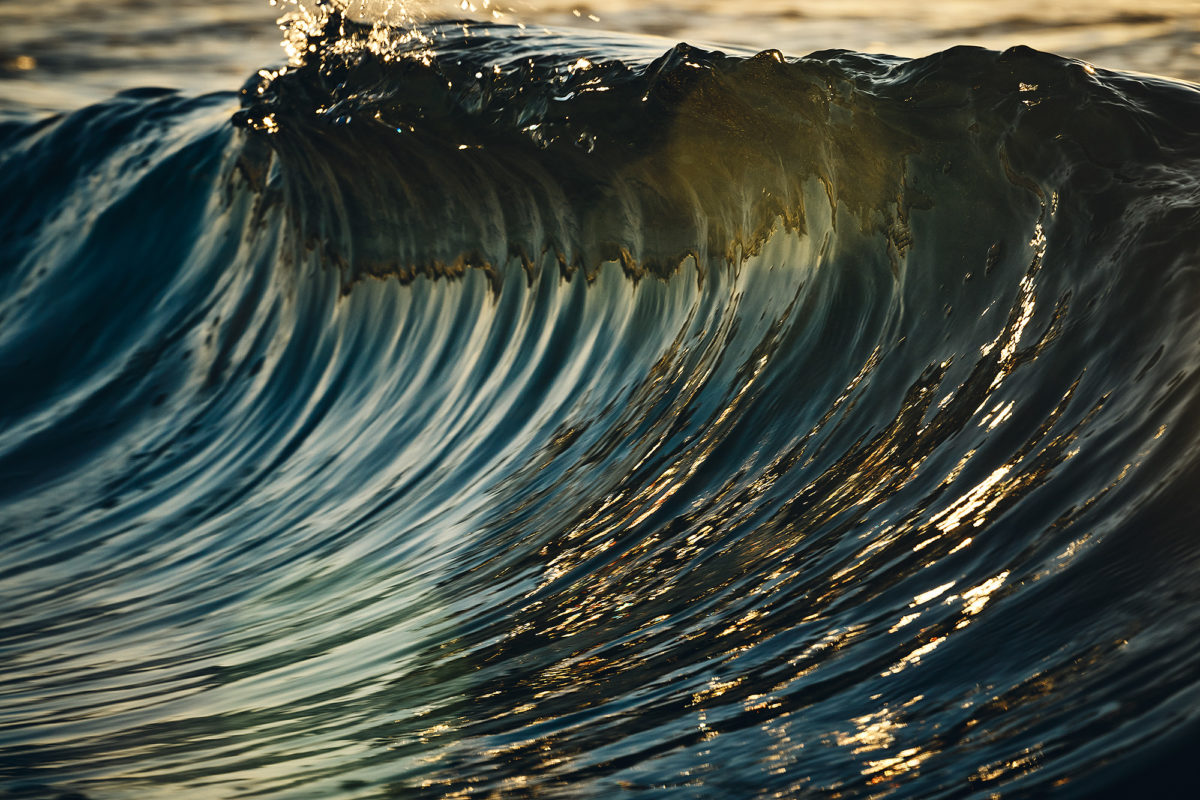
[[1, 0, 1197, 118]]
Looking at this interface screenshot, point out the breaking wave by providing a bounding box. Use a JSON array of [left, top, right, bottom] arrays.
[[3, 13, 1200, 799]]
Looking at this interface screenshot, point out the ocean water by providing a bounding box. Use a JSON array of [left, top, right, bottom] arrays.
[[2, 2, 1200, 798]]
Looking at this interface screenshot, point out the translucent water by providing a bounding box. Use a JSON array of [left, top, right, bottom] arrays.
[[2, 4, 1199, 799]]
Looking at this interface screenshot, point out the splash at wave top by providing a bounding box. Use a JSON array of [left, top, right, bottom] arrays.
[[2, 9, 1200, 800]]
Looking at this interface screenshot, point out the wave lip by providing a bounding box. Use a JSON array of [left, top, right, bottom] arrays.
[[234, 15, 932, 285]]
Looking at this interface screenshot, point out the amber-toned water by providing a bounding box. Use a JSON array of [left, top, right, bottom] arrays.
[[1, 0, 1196, 117]]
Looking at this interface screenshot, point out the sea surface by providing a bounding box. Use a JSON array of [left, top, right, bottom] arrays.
[[2, 2, 1200, 798]]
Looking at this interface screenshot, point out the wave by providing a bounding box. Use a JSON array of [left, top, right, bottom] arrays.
[[2, 13, 1200, 799]]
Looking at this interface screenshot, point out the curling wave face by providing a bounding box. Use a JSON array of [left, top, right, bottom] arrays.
[[2, 15, 1200, 800]]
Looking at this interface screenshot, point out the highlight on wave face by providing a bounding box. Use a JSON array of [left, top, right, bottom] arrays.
[[2, 1, 1200, 798]]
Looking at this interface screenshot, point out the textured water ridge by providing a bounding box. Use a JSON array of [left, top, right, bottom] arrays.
[[2, 16, 1200, 800]]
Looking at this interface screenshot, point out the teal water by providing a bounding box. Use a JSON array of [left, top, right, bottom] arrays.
[[2, 5, 1200, 799]]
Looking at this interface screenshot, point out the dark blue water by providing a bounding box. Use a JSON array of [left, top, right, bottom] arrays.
[[3, 10, 1200, 799]]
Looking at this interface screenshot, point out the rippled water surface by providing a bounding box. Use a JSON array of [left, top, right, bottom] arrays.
[[2, 3, 1199, 799]]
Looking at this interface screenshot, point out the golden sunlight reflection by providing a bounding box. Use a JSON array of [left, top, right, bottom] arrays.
[[832, 696, 939, 783], [276, 1, 439, 64], [883, 636, 947, 676], [960, 572, 1009, 617], [929, 465, 1015, 534], [880, 568, 1011, 681]]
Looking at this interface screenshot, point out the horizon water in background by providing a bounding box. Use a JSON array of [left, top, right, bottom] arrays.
[[1, 0, 1198, 115], [2, 2, 1200, 799]]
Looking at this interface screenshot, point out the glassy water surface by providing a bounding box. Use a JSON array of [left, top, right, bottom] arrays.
[[1, 2, 1198, 799]]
